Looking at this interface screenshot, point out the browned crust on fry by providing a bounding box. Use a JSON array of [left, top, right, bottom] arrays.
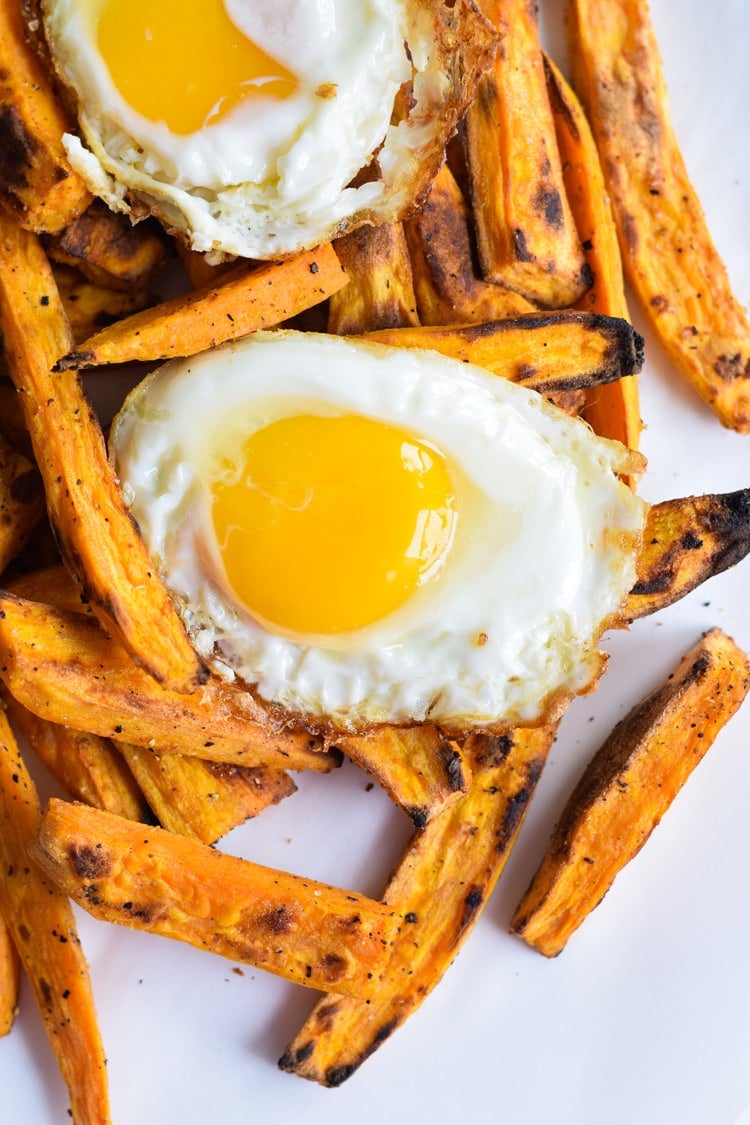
[[510, 629, 750, 956], [568, 0, 750, 431], [279, 724, 556, 1084], [365, 309, 644, 392], [44, 199, 166, 290], [33, 798, 396, 999], [328, 223, 419, 335], [403, 161, 538, 325], [0, 0, 91, 231]]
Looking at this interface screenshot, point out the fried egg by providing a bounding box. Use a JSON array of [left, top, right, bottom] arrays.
[[40, 0, 497, 259], [110, 331, 647, 734]]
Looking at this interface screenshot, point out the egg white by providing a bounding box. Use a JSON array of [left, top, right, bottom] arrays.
[[40, 0, 484, 259], [110, 331, 647, 734]]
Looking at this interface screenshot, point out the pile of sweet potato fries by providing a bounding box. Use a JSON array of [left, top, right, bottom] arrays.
[[0, 1, 749, 1120]]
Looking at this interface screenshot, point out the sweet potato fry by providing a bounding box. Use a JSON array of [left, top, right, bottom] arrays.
[[5, 560, 92, 613], [568, 0, 750, 431], [0, 707, 110, 1122], [34, 798, 395, 1000], [54, 263, 152, 344], [463, 0, 589, 307], [0, 593, 337, 773], [337, 725, 467, 828], [280, 724, 556, 1085], [44, 200, 166, 290], [543, 54, 641, 456], [3, 693, 149, 821], [0, 912, 19, 1038], [624, 489, 750, 622], [0, 0, 91, 232], [511, 629, 750, 956], [0, 215, 205, 691], [403, 162, 538, 325], [0, 430, 44, 577], [114, 742, 296, 845], [56, 244, 348, 369], [365, 309, 644, 394], [327, 223, 419, 334]]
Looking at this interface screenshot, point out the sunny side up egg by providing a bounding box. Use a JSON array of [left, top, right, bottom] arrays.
[[110, 331, 648, 736], [40, 0, 497, 259]]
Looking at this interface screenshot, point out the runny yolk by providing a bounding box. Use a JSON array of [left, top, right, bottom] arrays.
[[97, 0, 298, 135], [210, 414, 458, 636]]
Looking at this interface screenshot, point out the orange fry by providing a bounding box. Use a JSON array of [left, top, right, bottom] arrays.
[[0, 707, 110, 1122], [57, 244, 348, 369]]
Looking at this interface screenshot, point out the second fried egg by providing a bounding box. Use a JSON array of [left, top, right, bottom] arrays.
[[110, 331, 646, 733]]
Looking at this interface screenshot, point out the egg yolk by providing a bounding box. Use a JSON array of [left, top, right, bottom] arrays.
[[97, 0, 297, 135], [210, 414, 457, 636]]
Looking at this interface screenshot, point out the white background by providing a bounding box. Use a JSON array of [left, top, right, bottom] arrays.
[[3, 1, 750, 1121]]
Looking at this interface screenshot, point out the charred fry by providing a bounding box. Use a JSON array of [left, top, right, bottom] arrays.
[[404, 162, 538, 325], [0, 0, 91, 232], [511, 629, 750, 956], [366, 309, 644, 395], [464, 0, 589, 307], [44, 199, 166, 290], [280, 724, 555, 1085], [624, 489, 750, 621], [328, 223, 419, 334]]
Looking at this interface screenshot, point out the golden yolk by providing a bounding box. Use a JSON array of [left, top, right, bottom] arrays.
[[210, 414, 457, 636], [97, 0, 297, 135]]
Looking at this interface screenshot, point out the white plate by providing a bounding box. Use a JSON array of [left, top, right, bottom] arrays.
[[3, 2, 750, 1121]]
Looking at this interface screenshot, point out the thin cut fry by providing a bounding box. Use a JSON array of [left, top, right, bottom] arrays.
[[543, 54, 641, 456], [115, 742, 296, 845], [0, 215, 205, 691], [403, 162, 538, 325], [464, 0, 589, 307], [0, 0, 91, 232], [3, 693, 149, 821], [34, 798, 396, 1000], [624, 489, 750, 622], [337, 725, 467, 828], [0, 592, 338, 773], [568, 0, 750, 431], [511, 629, 750, 956], [0, 707, 110, 1122], [280, 724, 556, 1085], [0, 912, 19, 1037], [44, 200, 166, 290], [365, 309, 644, 395], [328, 223, 419, 334], [0, 430, 44, 577], [56, 244, 348, 369]]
